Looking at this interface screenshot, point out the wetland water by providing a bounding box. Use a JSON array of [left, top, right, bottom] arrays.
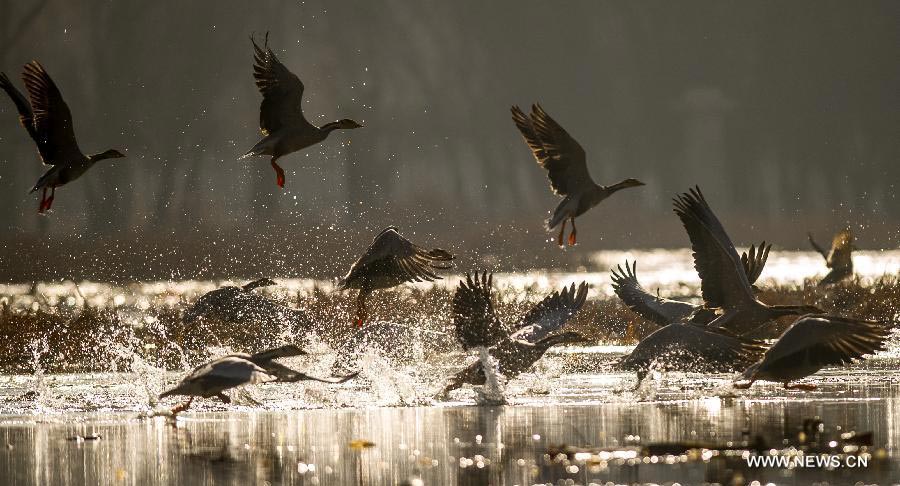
[[1, 249, 899, 485]]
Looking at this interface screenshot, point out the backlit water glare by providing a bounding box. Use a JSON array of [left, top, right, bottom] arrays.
[[2, 249, 900, 485]]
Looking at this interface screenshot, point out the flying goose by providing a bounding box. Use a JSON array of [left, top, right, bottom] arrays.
[[159, 356, 276, 414], [440, 278, 588, 396], [242, 33, 363, 188], [618, 322, 766, 386], [611, 242, 771, 326], [181, 278, 312, 338], [734, 315, 891, 390], [511, 103, 644, 247], [0, 62, 125, 213], [452, 271, 510, 350], [808, 228, 854, 286], [159, 345, 356, 414], [337, 227, 454, 327], [440, 331, 587, 396], [674, 187, 821, 335]]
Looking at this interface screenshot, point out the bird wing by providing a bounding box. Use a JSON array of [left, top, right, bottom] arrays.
[[339, 227, 454, 288], [673, 187, 756, 309], [187, 356, 276, 385], [251, 33, 310, 136], [20, 61, 82, 164], [452, 271, 508, 349], [248, 344, 307, 363], [509, 281, 588, 344], [760, 315, 891, 369], [510, 103, 594, 196], [619, 322, 764, 372], [807, 232, 829, 261], [610, 261, 697, 325], [740, 242, 771, 285], [0, 72, 39, 142]]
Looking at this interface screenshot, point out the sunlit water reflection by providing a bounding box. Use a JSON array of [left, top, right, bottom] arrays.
[[2, 249, 900, 484]]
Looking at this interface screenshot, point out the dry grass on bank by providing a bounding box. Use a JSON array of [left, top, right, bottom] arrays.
[[0, 276, 897, 374]]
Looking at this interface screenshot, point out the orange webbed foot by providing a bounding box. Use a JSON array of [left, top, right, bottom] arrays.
[[271, 160, 286, 188]]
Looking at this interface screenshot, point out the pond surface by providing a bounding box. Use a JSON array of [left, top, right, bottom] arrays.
[[1, 249, 899, 485]]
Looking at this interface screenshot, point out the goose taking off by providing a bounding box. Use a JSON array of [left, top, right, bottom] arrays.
[[159, 356, 276, 414], [441, 332, 587, 396], [734, 315, 891, 390], [0, 62, 125, 213], [674, 187, 821, 335], [242, 33, 363, 188], [181, 279, 312, 347], [159, 345, 357, 414], [452, 271, 510, 350], [808, 228, 854, 286], [441, 278, 588, 396], [618, 322, 765, 386], [611, 242, 771, 326], [338, 227, 454, 327], [511, 103, 644, 247]]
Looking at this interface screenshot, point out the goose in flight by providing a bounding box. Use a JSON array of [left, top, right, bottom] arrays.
[[808, 228, 854, 286], [440, 277, 588, 396], [618, 322, 766, 386], [242, 33, 363, 188], [181, 278, 312, 344], [674, 187, 821, 335], [159, 345, 357, 414], [611, 242, 771, 326], [338, 227, 454, 327], [440, 331, 587, 397], [734, 315, 891, 390], [452, 271, 511, 351], [0, 62, 125, 213], [159, 356, 276, 414], [511, 103, 644, 247]]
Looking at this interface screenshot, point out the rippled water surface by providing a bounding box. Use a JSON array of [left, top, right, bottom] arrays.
[[2, 250, 900, 485]]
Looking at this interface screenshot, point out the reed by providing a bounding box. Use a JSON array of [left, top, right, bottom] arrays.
[[0, 276, 896, 373]]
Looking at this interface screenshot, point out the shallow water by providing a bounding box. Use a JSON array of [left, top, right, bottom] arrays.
[[2, 249, 900, 484]]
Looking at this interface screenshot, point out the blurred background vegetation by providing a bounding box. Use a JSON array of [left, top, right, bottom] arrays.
[[0, 1, 898, 281]]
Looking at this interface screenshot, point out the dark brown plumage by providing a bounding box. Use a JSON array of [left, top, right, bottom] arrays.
[[0, 61, 124, 213], [242, 33, 362, 188], [452, 272, 509, 350], [611, 242, 771, 326], [674, 187, 821, 335], [440, 279, 588, 396], [338, 227, 454, 327], [441, 332, 587, 396], [511, 103, 644, 247], [618, 322, 766, 386], [735, 315, 891, 390]]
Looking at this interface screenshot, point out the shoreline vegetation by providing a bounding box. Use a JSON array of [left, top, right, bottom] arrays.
[[1, 275, 897, 374]]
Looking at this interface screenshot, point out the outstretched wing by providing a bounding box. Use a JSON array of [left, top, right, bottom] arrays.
[[248, 344, 307, 364], [673, 187, 756, 309], [610, 261, 697, 325], [740, 242, 771, 285], [251, 33, 310, 135], [511, 103, 594, 196], [20, 61, 82, 164], [0, 72, 38, 142], [452, 271, 507, 350], [807, 232, 829, 261], [509, 282, 588, 344], [338, 227, 454, 288], [619, 323, 765, 373], [760, 315, 890, 370]]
